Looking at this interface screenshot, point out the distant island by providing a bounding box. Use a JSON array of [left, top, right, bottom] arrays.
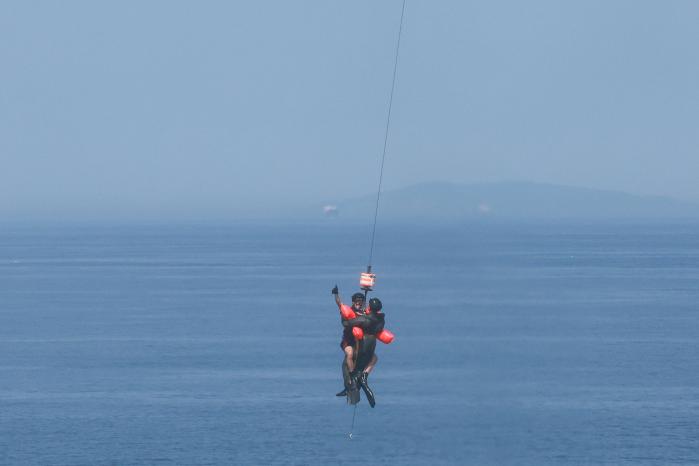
[[317, 181, 699, 222]]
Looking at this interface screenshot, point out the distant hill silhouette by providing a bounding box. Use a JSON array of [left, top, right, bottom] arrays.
[[318, 181, 699, 222]]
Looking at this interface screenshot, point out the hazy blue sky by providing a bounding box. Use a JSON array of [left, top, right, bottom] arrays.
[[2, 1, 698, 220]]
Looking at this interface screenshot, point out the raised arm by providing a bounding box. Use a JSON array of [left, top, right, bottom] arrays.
[[331, 284, 342, 309]]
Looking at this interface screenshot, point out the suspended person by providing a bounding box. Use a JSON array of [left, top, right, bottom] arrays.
[[340, 297, 386, 407], [332, 286, 374, 379], [332, 286, 383, 405]]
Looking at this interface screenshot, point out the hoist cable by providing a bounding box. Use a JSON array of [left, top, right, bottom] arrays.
[[367, 0, 407, 268], [349, 403, 358, 439], [349, 1, 406, 439]]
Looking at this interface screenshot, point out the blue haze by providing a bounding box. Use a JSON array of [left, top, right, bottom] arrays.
[[2, 1, 699, 222], [1, 223, 699, 465]]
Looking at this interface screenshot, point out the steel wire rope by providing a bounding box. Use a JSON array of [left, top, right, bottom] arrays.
[[348, 1, 407, 439], [367, 0, 407, 269]]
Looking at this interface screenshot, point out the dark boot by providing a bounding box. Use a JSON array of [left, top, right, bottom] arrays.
[[336, 388, 347, 397], [358, 372, 375, 408]]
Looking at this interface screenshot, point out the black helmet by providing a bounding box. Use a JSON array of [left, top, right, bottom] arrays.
[[368, 297, 382, 311], [351, 292, 365, 302]]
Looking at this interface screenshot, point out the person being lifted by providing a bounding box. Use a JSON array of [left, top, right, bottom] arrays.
[[332, 286, 386, 406], [332, 286, 375, 378], [342, 296, 386, 407]]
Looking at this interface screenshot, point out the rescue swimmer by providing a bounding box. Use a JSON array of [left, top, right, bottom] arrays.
[[332, 285, 394, 407]]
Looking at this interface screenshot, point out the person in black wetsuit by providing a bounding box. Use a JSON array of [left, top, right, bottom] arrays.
[[341, 297, 385, 407], [332, 286, 385, 406]]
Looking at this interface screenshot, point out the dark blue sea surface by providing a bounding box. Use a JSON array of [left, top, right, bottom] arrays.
[[1, 222, 698, 465]]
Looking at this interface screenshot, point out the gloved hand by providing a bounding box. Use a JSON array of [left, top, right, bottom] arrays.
[[331, 285, 339, 295]]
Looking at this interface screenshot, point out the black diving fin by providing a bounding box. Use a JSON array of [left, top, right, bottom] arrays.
[[358, 372, 375, 408], [342, 362, 361, 405]]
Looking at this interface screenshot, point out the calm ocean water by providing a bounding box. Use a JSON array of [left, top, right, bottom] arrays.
[[1, 221, 698, 465]]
